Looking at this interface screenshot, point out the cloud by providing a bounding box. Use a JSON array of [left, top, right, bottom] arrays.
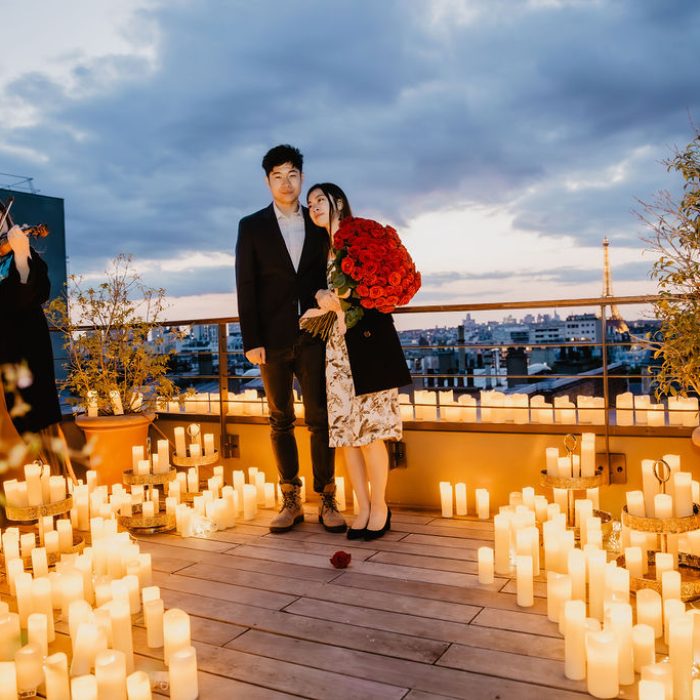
[[1, 0, 698, 316]]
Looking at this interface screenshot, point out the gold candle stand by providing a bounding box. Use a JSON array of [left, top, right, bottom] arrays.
[[118, 468, 177, 535]]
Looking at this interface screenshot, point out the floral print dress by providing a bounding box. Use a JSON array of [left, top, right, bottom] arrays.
[[325, 274, 402, 448]]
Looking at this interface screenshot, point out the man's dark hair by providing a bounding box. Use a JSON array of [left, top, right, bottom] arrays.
[[262, 144, 303, 175]]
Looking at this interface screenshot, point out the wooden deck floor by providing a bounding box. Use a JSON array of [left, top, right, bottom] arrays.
[[133, 506, 641, 699]]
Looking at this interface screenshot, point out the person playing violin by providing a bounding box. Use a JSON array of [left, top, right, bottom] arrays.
[[0, 213, 62, 437]]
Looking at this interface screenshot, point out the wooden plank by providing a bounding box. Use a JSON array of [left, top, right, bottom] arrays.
[[284, 598, 565, 661], [155, 569, 480, 624], [501, 578, 548, 598], [139, 533, 235, 553], [471, 607, 562, 638], [335, 571, 548, 615], [390, 522, 494, 542], [232, 539, 376, 565], [400, 533, 484, 552], [367, 550, 482, 575], [226, 629, 587, 700], [134, 628, 407, 700], [436, 643, 586, 693], [422, 516, 494, 532]]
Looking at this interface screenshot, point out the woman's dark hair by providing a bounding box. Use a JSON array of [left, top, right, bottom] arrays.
[[262, 144, 303, 175], [306, 182, 353, 222]]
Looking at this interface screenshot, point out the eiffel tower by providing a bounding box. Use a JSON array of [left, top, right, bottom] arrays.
[[602, 237, 629, 333]]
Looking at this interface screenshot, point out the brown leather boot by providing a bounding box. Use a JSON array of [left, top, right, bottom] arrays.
[[319, 483, 347, 533], [269, 484, 304, 533]]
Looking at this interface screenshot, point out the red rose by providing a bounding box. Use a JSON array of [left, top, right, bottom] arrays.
[[376, 305, 395, 314], [360, 298, 375, 309], [356, 284, 370, 297], [330, 551, 352, 569], [369, 285, 385, 299], [341, 257, 355, 275], [364, 261, 378, 276], [385, 295, 399, 306]]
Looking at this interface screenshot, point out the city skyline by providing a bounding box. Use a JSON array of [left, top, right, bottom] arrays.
[[1, 1, 698, 325]]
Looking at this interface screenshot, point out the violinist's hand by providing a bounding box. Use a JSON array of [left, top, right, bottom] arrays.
[[8, 225, 31, 283], [316, 289, 341, 313]]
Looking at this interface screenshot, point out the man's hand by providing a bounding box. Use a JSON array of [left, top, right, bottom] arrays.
[[245, 347, 266, 365]]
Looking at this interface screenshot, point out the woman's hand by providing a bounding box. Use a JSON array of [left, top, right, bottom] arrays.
[[8, 225, 31, 283]]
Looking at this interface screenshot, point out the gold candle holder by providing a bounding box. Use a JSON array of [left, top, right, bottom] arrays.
[[4, 495, 74, 523], [122, 468, 178, 487], [617, 551, 700, 602]]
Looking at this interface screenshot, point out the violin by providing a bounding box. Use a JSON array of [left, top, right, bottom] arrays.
[[0, 195, 50, 256]]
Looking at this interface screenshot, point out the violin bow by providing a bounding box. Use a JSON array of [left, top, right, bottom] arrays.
[[0, 196, 15, 233]]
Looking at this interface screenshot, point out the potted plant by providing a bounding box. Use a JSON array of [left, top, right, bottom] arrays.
[[642, 128, 700, 440], [47, 254, 180, 484]]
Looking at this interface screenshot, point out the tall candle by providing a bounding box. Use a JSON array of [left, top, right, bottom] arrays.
[[673, 472, 694, 518], [638, 679, 666, 700], [664, 598, 685, 645], [71, 675, 98, 699], [157, 439, 170, 471], [168, 646, 198, 700], [242, 484, 257, 521], [654, 493, 673, 519], [49, 475, 66, 503], [626, 490, 646, 517], [477, 547, 494, 584], [585, 630, 618, 699], [632, 623, 656, 674], [15, 643, 43, 697], [454, 483, 467, 516], [0, 661, 18, 699], [605, 602, 634, 686], [131, 445, 145, 471], [144, 598, 164, 648], [439, 482, 453, 518], [662, 569, 682, 602], [516, 555, 533, 607], [641, 664, 673, 700], [203, 433, 215, 456], [0, 613, 21, 662], [587, 549, 607, 622], [27, 613, 48, 657], [108, 600, 134, 674], [545, 447, 559, 475], [669, 613, 693, 700], [95, 649, 127, 700], [126, 671, 152, 700], [174, 427, 186, 457], [163, 608, 191, 665], [641, 460, 661, 517], [563, 599, 587, 681], [475, 488, 490, 520], [44, 651, 70, 700], [493, 513, 511, 575]]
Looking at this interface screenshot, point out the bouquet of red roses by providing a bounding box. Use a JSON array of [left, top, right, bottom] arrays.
[[301, 217, 421, 340]]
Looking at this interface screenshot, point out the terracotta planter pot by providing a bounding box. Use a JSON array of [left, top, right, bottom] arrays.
[[75, 413, 155, 487]]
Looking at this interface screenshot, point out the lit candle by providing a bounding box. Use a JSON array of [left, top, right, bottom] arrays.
[[637, 679, 665, 700], [95, 649, 127, 699], [477, 547, 494, 584], [168, 646, 198, 700], [585, 630, 618, 699], [31, 547, 49, 578], [605, 602, 634, 686], [655, 552, 675, 581], [563, 599, 586, 681], [142, 501, 155, 519], [144, 598, 164, 648], [0, 613, 21, 661], [663, 598, 685, 645], [126, 671, 152, 700], [157, 439, 170, 471], [567, 548, 586, 601], [136, 459, 151, 476], [454, 483, 467, 516], [189, 443, 201, 461], [662, 569, 681, 602], [475, 488, 489, 520], [438, 482, 453, 518], [641, 664, 673, 699], [243, 484, 257, 520], [672, 472, 694, 518], [186, 468, 198, 494], [26, 613, 48, 657], [516, 555, 533, 607], [107, 599, 134, 673], [587, 548, 607, 622], [546, 571, 572, 624], [641, 459, 661, 516], [163, 608, 191, 665], [203, 433, 215, 456], [668, 613, 693, 700], [545, 447, 559, 475], [174, 427, 186, 457], [493, 513, 511, 575], [15, 572, 33, 628], [626, 490, 646, 517], [44, 651, 71, 700], [254, 471, 265, 505], [131, 445, 145, 471], [15, 643, 43, 697], [654, 493, 673, 519], [71, 674, 98, 699], [49, 475, 66, 503], [623, 546, 643, 581], [632, 623, 655, 674]]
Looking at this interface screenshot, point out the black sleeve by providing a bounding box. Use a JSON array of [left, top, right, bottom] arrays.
[[235, 218, 263, 352]]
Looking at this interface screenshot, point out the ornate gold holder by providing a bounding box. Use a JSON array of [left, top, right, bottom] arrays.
[[620, 504, 700, 535], [617, 551, 700, 602], [21, 532, 85, 568], [171, 450, 219, 469], [5, 495, 73, 522], [118, 507, 175, 535], [539, 468, 609, 529], [122, 468, 177, 486]]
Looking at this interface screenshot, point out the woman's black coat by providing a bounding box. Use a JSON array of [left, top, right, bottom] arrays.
[[0, 250, 62, 433]]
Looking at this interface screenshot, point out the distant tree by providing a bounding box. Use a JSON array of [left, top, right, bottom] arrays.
[[642, 128, 700, 397]]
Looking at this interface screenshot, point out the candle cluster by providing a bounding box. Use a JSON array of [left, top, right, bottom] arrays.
[[616, 392, 698, 427], [545, 433, 597, 478], [402, 390, 609, 424], [3, 464, 68, 509], [172, 425, 216, 461], [0, 514, 198, 698], [438, 482, 489, 519], [85, 389, 143, 417]]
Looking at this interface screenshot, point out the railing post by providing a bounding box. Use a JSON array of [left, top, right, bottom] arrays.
[[600, 303, 611, 466], [217, 322, 229, 455]]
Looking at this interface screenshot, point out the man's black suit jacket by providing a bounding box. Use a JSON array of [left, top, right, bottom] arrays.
[[235, 203, 329, 352]]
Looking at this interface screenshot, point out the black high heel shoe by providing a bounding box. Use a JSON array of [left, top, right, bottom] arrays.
[[346, 525, 367, 540], [364, 508, 391, 541]]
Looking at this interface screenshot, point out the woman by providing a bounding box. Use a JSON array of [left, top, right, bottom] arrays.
[[306, 183, 412, 540]]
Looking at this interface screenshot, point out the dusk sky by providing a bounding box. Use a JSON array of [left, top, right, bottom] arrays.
[[1, 0, 699, 327]]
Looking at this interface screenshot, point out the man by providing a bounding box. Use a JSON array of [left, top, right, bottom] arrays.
[[235, 144, 345, 534]]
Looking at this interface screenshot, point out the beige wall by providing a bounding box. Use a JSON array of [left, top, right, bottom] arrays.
[[151, 417, 700, 517]]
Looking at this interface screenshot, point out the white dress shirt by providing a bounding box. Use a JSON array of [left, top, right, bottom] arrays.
[[274, 202, 305, 271]]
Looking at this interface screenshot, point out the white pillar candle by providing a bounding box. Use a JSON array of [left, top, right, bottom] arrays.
[[168, 646, 198, 700], [15, 572, 34, 628], [475, 488, 490, 520], [439, 482, 453, 518], [641, 459, 661, 517], [20, 531, 36, 557], [156, 439, 170, 472], [31, 547, 49, 578], [516, 555, 533, 607], [654, 493, 673, 519], [557, 455, 572, 478], [626, 490, 646, 517], [454, 483, 467, 516], [567, 548, 586, 602], [189, 443, 201, 461], [632, 623, 656, 674], [669, 613, 694, 700], [0, 613, 21, 662], [263, 483, 276, 509], [27, 612, 48, 658], [254, 471, 265, 505], [108, 599, 134, 674], [71, 625, 104, 677], [126, 670, 153, 700], [493, 513, 511, 575], [15, 643, 43, 697], [585, 630, 619, 699], [641, 664, 673, 700], [546, 571, 572, 624], [242, 484, 257, 521], [0, 661, 18, 699], [563, 599, 587, 681], [71, 674, 98, 699], [186, 468, 198, 494], [163, 608, 191, 665], [552, 488, 569, 523], [44, 651, 70, 700], [545, 447, 559, 476], [673, 472, 694, 518], [664, 598, 685, 645], [587, 548, 607, 622], [655, 551, 675, 581], [131, 445, 144, 471], [623, 546, 643, 581], [477, 547, 494, 584], [638, 679, 666, 700], [56, 518, 73, 553], [203, 433, 215, 456], [662, 569, 682, 602], [605, 602, 634, 686], [49, 475, 66, 503], [95, 649, 127, 700], [144, 598, 164, 648]]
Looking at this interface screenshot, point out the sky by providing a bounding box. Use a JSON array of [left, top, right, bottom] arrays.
[[1, 0, 699, 329]]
